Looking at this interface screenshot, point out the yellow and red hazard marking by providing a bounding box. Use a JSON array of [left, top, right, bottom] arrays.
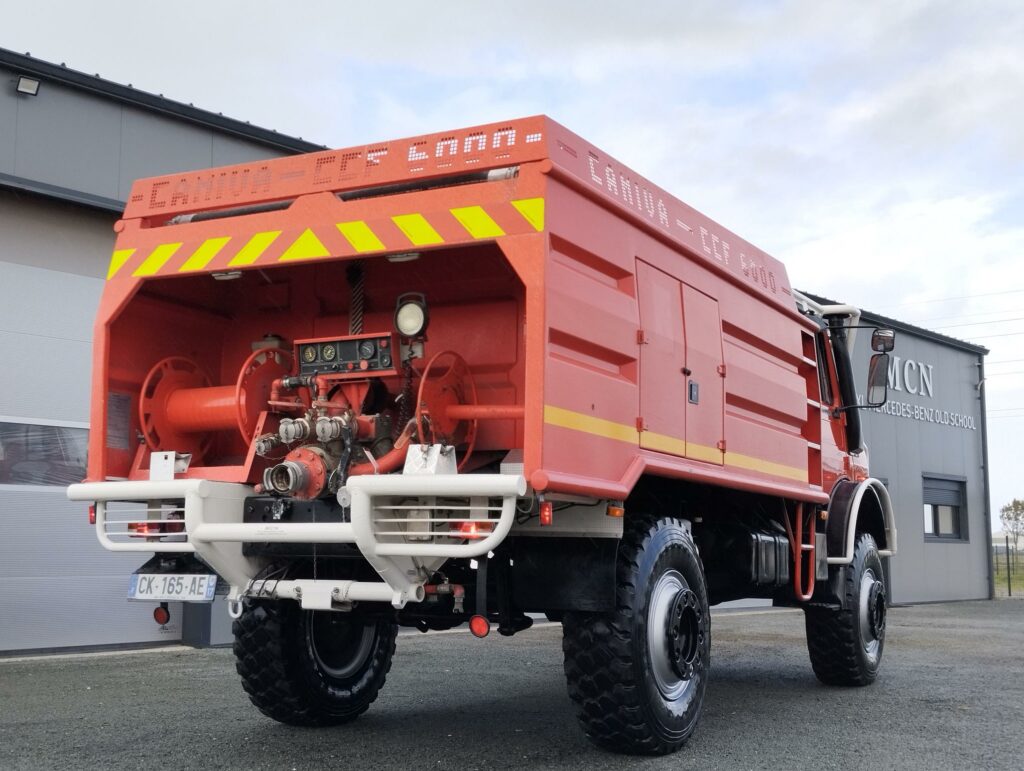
[[106, 197, 544, 281]]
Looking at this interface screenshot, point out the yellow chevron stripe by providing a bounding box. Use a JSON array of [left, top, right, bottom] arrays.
[[107, 248, 136, 280], [337, 221, 385, 253], [228, 231, 281, 266], [279, 228, 331, 262], [450, 205, 505, 239], [392, 213, 444, 246], [133, 243, 182, 277], [179, 237, 231, 272], [544, 404, 805, 481], [511, 198, 545, 231]]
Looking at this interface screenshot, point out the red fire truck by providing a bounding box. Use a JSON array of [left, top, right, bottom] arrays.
[[69, 116, 896, 754]]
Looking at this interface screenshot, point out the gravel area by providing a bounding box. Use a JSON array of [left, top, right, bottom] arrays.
[[1, 600, 1021, 770]]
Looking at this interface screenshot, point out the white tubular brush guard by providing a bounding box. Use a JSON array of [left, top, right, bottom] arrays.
[[69, 470, 527, 611]]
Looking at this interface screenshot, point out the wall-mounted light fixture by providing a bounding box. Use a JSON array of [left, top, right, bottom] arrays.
[[16, 76, 40, 96]]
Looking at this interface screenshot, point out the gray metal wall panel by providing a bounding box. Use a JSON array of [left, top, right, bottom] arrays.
[[117, 107, 215, 201], [0, 261, 101, 424], [212, 134, 287, 166], [854, 330, 988, 603], [13, 81, 122, 200], [0, 188, 116, 278], [0, 331, 92, 423], [0, 488, 182, 651], [0, 261, 101, 340], [0, 63, 292, 208], [0, 71, 17, 174]]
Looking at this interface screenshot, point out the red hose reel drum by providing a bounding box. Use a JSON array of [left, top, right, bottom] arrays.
[[139, 348, 292, 461]]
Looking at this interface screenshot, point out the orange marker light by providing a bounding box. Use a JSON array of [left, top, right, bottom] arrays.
[[607, 504, 625, 518], [539, 500, 553, 526], [469, 614, 491, 638]]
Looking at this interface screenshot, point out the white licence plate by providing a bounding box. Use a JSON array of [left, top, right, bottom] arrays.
[[128, 573, 217, 602]]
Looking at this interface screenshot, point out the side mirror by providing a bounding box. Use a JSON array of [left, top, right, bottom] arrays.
[[866, 353, 889, 406], [871, 328, 895, 352]]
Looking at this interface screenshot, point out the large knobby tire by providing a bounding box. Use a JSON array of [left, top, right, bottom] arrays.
[[805, 532, 887, 686], [562, 517, 710, 755], [232, 601, 397, 726]]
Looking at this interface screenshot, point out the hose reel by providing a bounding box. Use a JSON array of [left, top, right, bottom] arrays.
[[139, 348, 292, 461]]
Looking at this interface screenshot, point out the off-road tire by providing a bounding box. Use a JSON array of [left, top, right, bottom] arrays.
[[805, 532, 886, 686], [562, 517, 710, 755], [233, 601, 397, 726]]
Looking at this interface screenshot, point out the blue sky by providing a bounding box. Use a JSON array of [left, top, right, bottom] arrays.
[[3, 0, 1022, 524]]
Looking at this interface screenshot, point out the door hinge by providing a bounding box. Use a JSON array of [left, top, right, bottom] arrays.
[[717, 439, 727, 452], [637, 329, 648, 345], [636, 417, 646, 432], [717, 364, 727, 377]]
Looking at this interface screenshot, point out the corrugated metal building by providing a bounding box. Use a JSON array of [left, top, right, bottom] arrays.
[[849, 309, 992, 603], [0, 48, 319, 652]]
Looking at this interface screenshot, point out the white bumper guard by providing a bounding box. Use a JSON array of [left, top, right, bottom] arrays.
[[68, 469, 527, 611]]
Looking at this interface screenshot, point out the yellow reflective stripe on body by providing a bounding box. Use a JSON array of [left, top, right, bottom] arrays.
[[725, 451, 808, 482], [133, 243, 182, 276], [545, 404, 805, 481], [228, 231, 281, 266], [450, 205, 505, 239], [279, 229, 330, 262], [511, 198, 545, 231], [107, 249, 136, 279], [543, 405, 637, 444], [337, 221, 385, 253], [179, 237, 231, 272], [392, 213, 444, 246], [640, 431, 687, 456]]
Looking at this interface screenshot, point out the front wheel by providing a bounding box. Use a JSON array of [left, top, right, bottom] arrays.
[[233, 601, 397, 726], [805, 532, 887, 686], [562, 517, 710, 755]]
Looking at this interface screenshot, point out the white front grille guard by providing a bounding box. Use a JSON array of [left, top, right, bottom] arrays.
[[68, 473, 526, 610]]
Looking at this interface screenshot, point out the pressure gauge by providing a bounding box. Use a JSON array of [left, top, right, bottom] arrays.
[[320, 343, 337, 361], [301, 345, 318, 363], [358, 340, 376, 360]]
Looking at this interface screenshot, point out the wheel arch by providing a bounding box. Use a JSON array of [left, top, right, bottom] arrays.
[[825, 478, 897, 566]]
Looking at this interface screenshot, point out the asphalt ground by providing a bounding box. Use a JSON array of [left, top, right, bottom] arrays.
[[1, 600, 1021, 770]]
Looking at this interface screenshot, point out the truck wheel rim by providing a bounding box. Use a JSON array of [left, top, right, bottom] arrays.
[[307, 612, 376, 679], [648, 570, 702, 700], [858, 569, 885, 662]]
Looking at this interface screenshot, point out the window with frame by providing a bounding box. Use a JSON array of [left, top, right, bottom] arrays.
[[815, 332, 834, 406], [922, 476, 967, 541], [0, 421, 88, 487]]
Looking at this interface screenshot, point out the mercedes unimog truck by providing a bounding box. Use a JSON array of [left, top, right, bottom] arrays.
[[69, 116, 896, 754]]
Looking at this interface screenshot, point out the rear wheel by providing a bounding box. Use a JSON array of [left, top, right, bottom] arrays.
[[562, 517, 709, 755], [233, 601, 397, 726], [805, 532, 886, 686]]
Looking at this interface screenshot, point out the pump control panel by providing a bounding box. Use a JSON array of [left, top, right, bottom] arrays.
[[294, 333, 397, 376]]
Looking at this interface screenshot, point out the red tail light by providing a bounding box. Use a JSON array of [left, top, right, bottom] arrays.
[[469, 614, 490, 638], [128, 520, 185, 537], [539, 500, 553, 526], [88, 505, 96, 525], [153, 603, 171, 625], [452, 520, 494, 539]]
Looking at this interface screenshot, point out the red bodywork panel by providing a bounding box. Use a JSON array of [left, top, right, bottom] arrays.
[[86, 116, 849, 504]]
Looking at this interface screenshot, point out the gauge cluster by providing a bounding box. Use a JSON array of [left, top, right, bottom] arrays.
[[294, 334, 397, 377]]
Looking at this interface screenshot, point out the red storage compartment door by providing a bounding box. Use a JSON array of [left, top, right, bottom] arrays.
[[682, 284, 725, 465]]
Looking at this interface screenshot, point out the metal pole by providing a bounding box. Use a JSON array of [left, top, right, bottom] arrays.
[[1007, 535, 1012, 597]]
